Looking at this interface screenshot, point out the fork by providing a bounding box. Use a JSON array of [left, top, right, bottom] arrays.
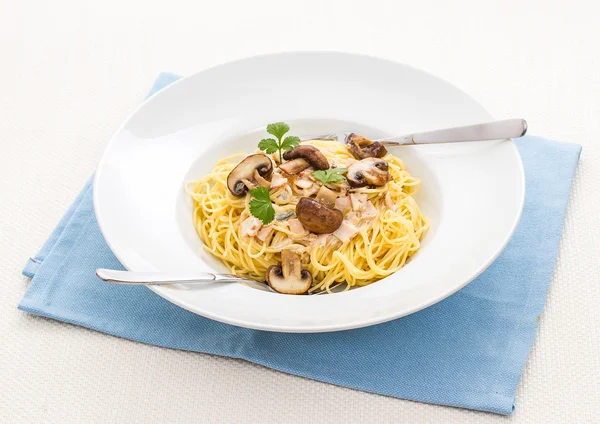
[[303, 118, 527, 145], [96, 269, 332, 295]]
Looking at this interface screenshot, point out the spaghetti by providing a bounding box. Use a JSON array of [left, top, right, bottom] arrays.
[[185, 139, 429, 293]]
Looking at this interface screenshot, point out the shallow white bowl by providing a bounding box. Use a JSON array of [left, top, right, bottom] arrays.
[[94, 52, 524, 333]]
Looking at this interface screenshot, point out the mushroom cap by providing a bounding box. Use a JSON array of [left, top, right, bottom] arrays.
[[227, 154, 273, 196], [265, 249, 312, 295], [295, 197, 343, 234], [282, 145, 329, 170], [346, 158, 389, 188], [346, 133, 388, 159]]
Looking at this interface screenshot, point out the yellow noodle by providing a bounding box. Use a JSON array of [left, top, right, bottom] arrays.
[[185, 140, 429, 292]]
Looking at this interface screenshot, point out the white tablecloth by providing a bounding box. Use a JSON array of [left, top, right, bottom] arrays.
[[2, 0, 599, 422]]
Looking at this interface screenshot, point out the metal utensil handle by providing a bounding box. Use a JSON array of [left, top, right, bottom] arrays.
[[95, 269, 246, 285], [379, 119, 527, 145]]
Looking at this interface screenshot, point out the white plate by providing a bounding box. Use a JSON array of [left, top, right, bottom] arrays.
[[94, 52, 524, 333]]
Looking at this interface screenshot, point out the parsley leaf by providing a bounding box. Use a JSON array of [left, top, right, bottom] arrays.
[[258, 138, 279, 154], [249, 187, 275, 225], [266, 122, 290, 140], [250, 186, 271, 202], [259, 122, 301, 163], [280, 136, 301, 152], [312, 168, 348, 185]]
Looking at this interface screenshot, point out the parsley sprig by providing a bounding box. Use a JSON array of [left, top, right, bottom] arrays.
[[312, 168, 347, 185], [258, 122, 301, 164], [249, 187, 275, 225]]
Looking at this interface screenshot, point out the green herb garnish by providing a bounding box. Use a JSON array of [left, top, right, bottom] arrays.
[[312, 168, 347, 185], [258, 122, 301, 164], [249, 187, 275, 225]]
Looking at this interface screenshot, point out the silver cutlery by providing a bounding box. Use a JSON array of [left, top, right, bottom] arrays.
[[96, 268, 274, 292], [304, 118, 527, 145], [96, 268, 335, 294]]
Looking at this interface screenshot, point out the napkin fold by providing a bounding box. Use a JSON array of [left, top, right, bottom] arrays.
[[19, 73, 581, 415]]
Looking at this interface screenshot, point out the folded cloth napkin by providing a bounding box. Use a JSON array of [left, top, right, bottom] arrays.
[[19, 73, 581, 415]]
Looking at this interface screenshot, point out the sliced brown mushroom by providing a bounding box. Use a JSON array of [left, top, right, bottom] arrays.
[[265, 248, 312, 294], [283, 145, 329, 170], [278, 158, 310, 175], [295, 197, 343, 234], [346, 158, 389, 188], [345, 133, 388, 159], [227, 154, 273, 197]]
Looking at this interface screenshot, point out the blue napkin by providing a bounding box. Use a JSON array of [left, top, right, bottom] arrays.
[[19, 73, 581, 415]]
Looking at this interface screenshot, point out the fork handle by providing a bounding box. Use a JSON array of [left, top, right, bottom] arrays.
[[378, 119, 527, 145], [96, 269, 247, 285]]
